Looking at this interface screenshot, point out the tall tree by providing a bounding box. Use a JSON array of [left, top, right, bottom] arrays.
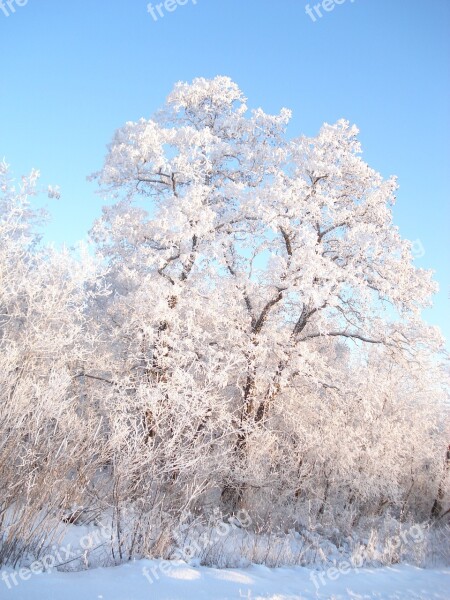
[[90, 76, 447, 514]]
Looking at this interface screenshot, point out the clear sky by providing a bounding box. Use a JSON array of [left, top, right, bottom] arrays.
[[1, 0, 449, 345]]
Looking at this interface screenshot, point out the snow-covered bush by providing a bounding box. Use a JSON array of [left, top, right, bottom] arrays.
[[0, 163, 105, 566]]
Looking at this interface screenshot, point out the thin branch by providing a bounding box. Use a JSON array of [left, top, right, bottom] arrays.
[[301, 331, 383, 344]]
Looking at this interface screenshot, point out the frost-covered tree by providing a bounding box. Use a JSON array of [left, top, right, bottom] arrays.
[[0, 162, 105, 565], [89, 76, 448, 522]]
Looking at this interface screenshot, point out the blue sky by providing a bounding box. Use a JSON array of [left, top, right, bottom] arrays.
[[0, 0, 449, 345]]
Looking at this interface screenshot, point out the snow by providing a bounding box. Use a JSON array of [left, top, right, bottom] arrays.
[[1, 560, 449, 599]]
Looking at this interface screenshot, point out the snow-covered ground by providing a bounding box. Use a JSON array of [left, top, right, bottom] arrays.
[[1, 560, 449, 599]]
